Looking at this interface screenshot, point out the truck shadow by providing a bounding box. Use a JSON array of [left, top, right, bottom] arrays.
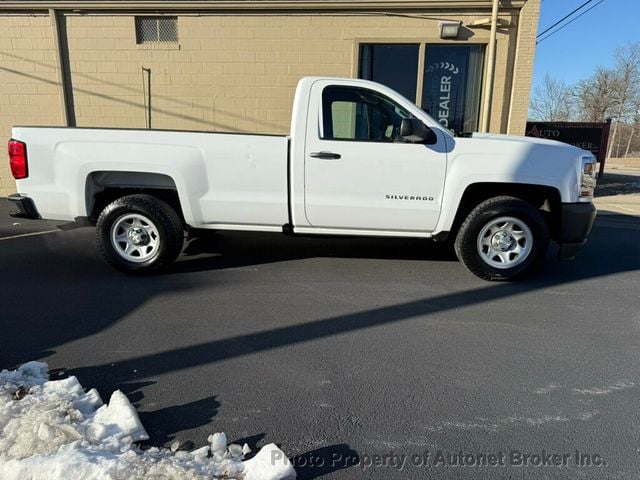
[[292, 443, 360, 479], [173, 230, 458, 275]]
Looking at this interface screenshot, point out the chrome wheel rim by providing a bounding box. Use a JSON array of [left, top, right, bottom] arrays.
[[476, 216, 533, 269], [110, 213, 160, 263]]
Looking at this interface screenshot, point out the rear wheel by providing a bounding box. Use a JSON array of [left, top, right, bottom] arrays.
[[454, 196, 549, 281], [97, 194, 184, 274]]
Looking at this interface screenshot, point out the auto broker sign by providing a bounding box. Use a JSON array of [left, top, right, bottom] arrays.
[[525, 120, 612, 176]]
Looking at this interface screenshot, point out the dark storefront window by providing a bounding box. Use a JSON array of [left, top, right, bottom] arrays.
[[358, 44, 420, 103], [358, 43, 484, 134], [422, 45, 484, 134]]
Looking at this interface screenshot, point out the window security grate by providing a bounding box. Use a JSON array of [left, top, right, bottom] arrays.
[[135, 17, 178, 44]]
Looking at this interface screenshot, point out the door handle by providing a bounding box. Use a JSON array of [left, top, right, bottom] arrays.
[[309, 151, 341, 160]]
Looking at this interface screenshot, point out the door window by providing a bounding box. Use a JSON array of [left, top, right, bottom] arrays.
[[321, 86, 411, 142]]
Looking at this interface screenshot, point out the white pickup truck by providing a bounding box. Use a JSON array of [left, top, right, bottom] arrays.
[[8, 77, 597, 280]]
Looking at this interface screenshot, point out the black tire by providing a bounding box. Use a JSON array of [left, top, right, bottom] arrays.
[[454, 196, 549, 281], [96, 194, 184, 274]]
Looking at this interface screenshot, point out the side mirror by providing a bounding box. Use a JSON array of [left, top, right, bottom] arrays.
[[400, 118, 437, 145]]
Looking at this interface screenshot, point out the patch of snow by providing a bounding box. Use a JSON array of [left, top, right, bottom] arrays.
[[533, 383, 561, 394], [439, 420, 498, 432], [244, 444, 298, 480], [571, 381, 635, 395], [504, 415, 569, 426], [577, 410, 599, 421], [208, 432, 227, 455], [429, 413, 572, 432], [0, 362, 295, 480]]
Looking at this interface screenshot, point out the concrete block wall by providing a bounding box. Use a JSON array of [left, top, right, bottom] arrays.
[[0, 15, 63, 196], [507, 0, 541, 135]]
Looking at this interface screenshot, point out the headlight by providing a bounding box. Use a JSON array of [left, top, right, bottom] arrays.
[[580, 156, 597, 199]]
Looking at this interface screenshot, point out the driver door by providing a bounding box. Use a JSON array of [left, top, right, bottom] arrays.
[[303, 81, 447, 232]]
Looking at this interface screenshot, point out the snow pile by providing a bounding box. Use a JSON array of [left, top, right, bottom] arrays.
[[0, 362, 295, 480]]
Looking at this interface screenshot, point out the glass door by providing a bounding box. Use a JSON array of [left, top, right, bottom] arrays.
[[358, 43, 485, 135], [421, 45, 484, 135], [358, 44, 420, 102]]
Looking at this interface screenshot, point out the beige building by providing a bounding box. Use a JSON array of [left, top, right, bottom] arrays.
[[0, 0, 540, 197]]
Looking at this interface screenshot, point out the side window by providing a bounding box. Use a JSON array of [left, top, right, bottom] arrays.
[[322, 86, 411, 142]]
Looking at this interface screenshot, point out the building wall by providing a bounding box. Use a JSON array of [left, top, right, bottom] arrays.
[[508, 0, 541, 134], [0, 2, 539, 197], [0, 15, 63, 196]]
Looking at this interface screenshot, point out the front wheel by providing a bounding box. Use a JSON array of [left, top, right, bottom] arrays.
[[454, 196, 549, 281], [96, 194, 184, 274]]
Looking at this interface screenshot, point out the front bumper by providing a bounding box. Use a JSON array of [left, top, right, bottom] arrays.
[[8, 193, 40, 220], [557, 202, 597, 260]]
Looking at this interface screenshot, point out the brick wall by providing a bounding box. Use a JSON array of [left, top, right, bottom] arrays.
[[0, 15, 63, 196], [0, 5, 536, 197], [507, 0, 541, 135]]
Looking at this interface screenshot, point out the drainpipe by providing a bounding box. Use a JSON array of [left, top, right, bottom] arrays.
[[142, 67, 152, 129], [481, 0, 499, 133], [49, 8, 72, 126]]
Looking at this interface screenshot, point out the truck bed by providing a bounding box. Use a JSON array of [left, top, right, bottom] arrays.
[[11, 126, 290, 229]]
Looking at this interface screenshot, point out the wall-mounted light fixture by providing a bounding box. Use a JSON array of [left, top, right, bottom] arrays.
[[439, 21, 462, 39]]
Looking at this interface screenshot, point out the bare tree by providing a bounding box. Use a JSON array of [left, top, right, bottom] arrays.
[[570, 42, 640, 157], [623, 109, 640, 157], [608, 43, 640, 157], [529, 74, 573, 121], [573, 67, 620, 122]]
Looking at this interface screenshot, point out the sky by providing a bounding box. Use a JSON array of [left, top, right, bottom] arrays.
[[532, 0, 640, 89]]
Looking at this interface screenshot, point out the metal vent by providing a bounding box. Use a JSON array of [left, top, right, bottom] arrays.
[[135, 17, 178, 44]]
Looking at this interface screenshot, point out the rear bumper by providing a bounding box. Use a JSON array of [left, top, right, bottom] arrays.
[[557, 202, 597, 260], [8, 193, 40, 220]]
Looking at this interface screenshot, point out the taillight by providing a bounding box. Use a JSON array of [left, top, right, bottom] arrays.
[[8, 139, 28, 179]]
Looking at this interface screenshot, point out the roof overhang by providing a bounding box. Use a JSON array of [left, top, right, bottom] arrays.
[[0, 0, 527, 14]]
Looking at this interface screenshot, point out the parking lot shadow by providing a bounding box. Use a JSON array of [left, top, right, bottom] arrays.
[[139, 396, 221, 446], [293, 443, 360, 479], [595, 171, 640, 196], [0, 225, 214, 374]]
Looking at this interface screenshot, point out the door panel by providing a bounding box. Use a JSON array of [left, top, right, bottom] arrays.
[[304, 82, 446, 232]]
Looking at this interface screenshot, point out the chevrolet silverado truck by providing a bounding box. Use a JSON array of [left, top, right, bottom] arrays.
[[7, 77, 597, 281]]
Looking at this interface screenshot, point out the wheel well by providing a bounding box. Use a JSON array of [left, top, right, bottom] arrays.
[[450, 183, 562, 240], [86, 171, 184, 223]]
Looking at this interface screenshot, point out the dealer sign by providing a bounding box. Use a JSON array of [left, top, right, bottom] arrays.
[[525, 120, 612, 176]]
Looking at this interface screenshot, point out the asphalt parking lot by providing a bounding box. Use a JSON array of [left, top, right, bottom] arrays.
[[1, 190, 639, 479]]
